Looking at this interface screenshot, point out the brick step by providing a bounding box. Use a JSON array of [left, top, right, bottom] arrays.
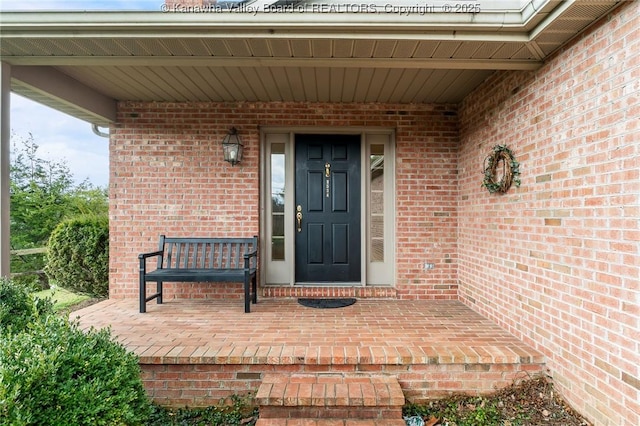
[[256, 373, 405, 421], [256, 419, 407, 426]]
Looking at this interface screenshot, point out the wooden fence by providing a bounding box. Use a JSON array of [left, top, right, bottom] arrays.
[[10, 247, 47, 278], [11, 247, 47, 256]]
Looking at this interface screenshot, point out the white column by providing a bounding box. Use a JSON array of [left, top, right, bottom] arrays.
[[0, 62, 10, 278]]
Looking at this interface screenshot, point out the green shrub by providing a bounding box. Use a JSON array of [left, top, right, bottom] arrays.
[[45, 215, 109, 297], [0, 315, 150, 425], [0, 277, 53, 335]]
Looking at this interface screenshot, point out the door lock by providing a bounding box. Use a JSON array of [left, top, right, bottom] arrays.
[[296, 205, 303, 233]]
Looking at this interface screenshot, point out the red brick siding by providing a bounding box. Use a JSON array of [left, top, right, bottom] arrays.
[[457, 2, 640, 425], [110, 103, 458, 300], [141, 362, 543, 408]]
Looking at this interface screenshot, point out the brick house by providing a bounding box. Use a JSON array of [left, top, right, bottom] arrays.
[[0, 1, 638, 424]]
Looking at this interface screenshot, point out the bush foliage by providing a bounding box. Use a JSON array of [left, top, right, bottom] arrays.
[[45, 215, 109, 297], [0, 278, 150, 425], [0, 277, 53, 334]]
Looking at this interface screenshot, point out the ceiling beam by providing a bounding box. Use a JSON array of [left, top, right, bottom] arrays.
[[6, 56, 542, 71], [11, 66, 117, 123]]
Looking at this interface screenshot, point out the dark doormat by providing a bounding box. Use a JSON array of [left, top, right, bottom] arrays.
[[297, 298, 357, 309]]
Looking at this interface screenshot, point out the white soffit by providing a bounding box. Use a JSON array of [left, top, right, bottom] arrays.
[[0, 0, 623, 125]]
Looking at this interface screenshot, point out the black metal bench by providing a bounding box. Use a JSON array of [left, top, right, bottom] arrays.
[[139, 235, 258, 313]]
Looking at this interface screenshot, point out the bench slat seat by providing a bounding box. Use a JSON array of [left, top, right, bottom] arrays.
[[144, 268, 253, 282], [139, 235, 258, 313]]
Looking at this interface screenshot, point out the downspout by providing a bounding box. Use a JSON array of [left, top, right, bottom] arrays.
[[92, 124, 109, 138]]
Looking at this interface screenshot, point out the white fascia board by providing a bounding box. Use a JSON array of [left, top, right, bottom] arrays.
[[526, 0, 575, 39], [0, 10, 534, 39]]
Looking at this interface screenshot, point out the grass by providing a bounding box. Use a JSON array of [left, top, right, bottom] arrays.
[[33, 286, 91, 312]]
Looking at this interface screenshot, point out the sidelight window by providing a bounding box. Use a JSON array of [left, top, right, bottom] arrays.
[[365, 133, 395, 285], [370, 144, 385, 262], [270, 143, 286, 261]]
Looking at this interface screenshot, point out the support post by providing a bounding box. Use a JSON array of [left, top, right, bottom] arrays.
[[0, 62, 10, 278]]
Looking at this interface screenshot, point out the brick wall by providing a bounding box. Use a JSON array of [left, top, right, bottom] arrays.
[[457, 2, 639, 425], [110, 102, 458, 300], [141, 362, 543, 408]]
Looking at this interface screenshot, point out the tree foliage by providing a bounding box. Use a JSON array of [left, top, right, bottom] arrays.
[[9, 133, 108, 288]]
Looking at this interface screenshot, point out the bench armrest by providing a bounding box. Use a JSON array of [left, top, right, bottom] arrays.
[[138, 250, 164, 260], [243, 249, 258, 270], [139, 250, 164, 276]]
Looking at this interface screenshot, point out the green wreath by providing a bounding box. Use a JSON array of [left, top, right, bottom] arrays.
[[482, 145, 521, 194]]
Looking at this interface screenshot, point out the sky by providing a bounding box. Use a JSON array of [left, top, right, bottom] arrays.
[[1, 0, 164, 11], [2, 0, 164, 187], [0, 0, 252, 12], [0, 0, 265, 188], [2, 0, 252, 186], [10, 95, 110, 187], [3, 0, 489, 187]]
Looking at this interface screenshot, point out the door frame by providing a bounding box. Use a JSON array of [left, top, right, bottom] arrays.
[[260, 127, 395, 287]]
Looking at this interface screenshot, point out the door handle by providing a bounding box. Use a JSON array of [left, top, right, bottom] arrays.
[[296, 205, 303, 233]]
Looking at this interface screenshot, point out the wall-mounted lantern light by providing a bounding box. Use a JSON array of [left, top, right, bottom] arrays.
[[222, 127, 243, 166]]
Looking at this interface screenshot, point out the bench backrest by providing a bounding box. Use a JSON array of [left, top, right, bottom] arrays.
[[157, 236, 258, 270]]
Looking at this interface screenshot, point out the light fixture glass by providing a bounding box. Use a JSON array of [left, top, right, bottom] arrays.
[[222, 127, 243, 166]]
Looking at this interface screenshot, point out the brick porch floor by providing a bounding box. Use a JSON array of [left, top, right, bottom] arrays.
[[74, 298, 545, 408]]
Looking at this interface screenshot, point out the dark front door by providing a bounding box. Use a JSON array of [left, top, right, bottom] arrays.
[[295, 134, 361, 283]]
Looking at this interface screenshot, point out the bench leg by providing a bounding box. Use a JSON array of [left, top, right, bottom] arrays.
[[252, 275, 257, 304], [140, 279, 147, 313], [244, 275, 250, 313], [157, 281, 163, 304]]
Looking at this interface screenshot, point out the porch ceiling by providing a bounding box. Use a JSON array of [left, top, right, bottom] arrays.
[[0, 0, 621, 126]]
